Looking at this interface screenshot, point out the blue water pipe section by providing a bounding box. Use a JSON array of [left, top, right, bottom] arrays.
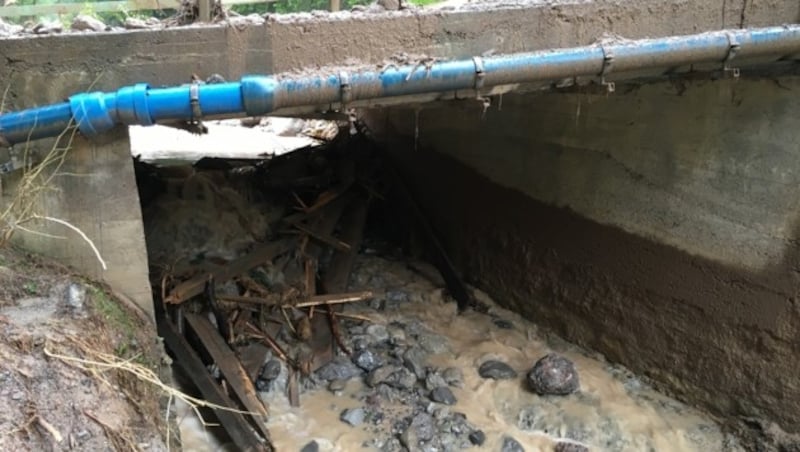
[[1, 25, 798, 146]]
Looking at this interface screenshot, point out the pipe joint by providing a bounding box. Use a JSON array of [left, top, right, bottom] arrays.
[[241, 76, 278, 116], [115, 83, 153, 126], [69, 92, 116, 137]]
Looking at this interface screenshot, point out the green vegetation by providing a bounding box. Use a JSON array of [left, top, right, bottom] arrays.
[[2, 0, 445, 27], [90, 285, 135, 341]]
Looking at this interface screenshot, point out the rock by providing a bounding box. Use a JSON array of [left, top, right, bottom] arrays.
[[424, 371, 448, 391], [554, 442, 589, 452], [385, 367, 417, 390], [376, 0, 400, 10], [492, 317, 514, 329], [366, 365, 397, 387], [300, 440, 320, 452], [387, 324, 407, 344], [340, 407, 366, 426], [123, 17, 149, 30], [502, 436, 526, 452], [478, 360, 518, 380], [328, 379, 347, 392], [145, 17, 161, 26], [32, 21, 62, 34], [65, 283, 86, 310], [386, 289, 409, 304], [260, 359, 282, 380], [403, 347, 428, 379], [380, 437, 405, 452], [0, 18, 23, 35], [71, 14, 107, 32], [417, 333, 449, 354], [400, 412, 435, 448], [315, 356, 363, 382], [353, 349, 383, 372], [351, 336, 369, 352], [469, 429, 486, 446], [430, 387, 457, 405], [527, 354, 580, 396], [442, 367, 464, 388], [366, 324, 390, 343]]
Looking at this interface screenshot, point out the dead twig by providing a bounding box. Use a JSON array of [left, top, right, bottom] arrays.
[[295, 291, 373, 308], [327, 303, 351, 357]]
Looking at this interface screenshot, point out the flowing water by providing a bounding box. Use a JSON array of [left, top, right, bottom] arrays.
[[177, 253, 742, 452]]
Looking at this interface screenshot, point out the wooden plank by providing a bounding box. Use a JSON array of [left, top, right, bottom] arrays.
[[165, 238, 295, 304], [386, 166, 474, 311], [198, 0, 213, 21], [157, 319, 270, 452], [329, 0, 340, 11], [184, 312, 273, 442], [321, 197, 369, 294]]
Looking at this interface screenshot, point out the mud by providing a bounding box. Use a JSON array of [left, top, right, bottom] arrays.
[[385, 144, 800, 450], [0, 247, 174, 451]]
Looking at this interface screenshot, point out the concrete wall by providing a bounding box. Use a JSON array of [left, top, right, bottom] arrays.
[[364, 75, 800, 447], [1, 128, 153, 319], [2, 0, 799, 108]]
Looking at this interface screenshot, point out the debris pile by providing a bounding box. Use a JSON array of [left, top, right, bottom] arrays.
[[140, 125, 474, 451]]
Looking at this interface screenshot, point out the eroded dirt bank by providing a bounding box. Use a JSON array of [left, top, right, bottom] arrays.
[[0, 247, 174, 451], [386, 145, 800, 451]]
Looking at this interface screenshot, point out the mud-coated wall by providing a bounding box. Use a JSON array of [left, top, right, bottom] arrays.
[[364, 75, 800, 447]]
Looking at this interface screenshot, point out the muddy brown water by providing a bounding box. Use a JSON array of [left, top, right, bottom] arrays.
[[177, 254, 741, 452]]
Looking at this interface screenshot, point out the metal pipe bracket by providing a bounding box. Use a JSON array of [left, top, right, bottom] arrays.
[[724, 32, 741, 78], [339, 71, 351, 106], [472, 56, 486, 90], [600, 45, 616, 93]]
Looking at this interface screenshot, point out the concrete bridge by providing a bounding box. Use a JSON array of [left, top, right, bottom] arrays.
[[2, 0, 800, 448]]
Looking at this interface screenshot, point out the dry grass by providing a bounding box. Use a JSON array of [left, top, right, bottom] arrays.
[[0, 81, 107, 270]]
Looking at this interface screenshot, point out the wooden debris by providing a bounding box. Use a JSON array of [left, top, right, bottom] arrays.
[[321, 197, 370, 294], [158, 319, 271, 452], [147, 132, 421, 445], [165, 239, 295, 304], [184, 313, 272, 442], [295, 291, 373, 308], [385, 165, 474, 311]]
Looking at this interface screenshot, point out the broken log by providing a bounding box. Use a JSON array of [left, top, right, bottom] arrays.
[[184, 313, 272, 442], [385, 165, 473, 311], [158, 319, 271, 452], [165, 239, 296, 304], [320, 197, 370, 294]]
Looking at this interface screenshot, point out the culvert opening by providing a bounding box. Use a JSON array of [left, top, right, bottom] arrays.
[[132, 117, 740, 452]]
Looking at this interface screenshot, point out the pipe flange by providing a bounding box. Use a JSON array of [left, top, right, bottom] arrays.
[[472, 56, 485, 90], [189, 82, 203, 120], [339, 71, 352, 105]]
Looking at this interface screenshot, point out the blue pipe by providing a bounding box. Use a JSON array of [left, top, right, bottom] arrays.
[[1, 25, 799, 146]]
